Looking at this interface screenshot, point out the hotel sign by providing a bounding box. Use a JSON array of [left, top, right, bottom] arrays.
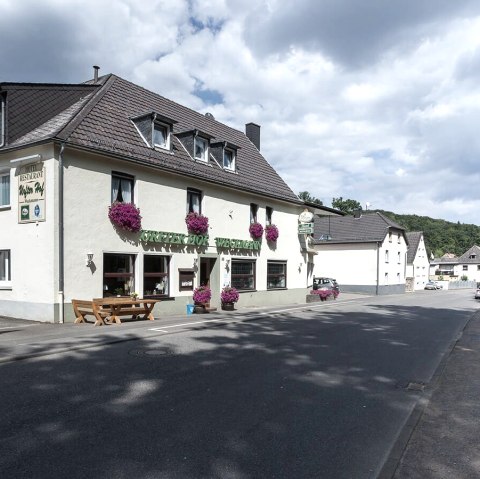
[[298, 222, 314, 234], [18, 163, 46, 223]]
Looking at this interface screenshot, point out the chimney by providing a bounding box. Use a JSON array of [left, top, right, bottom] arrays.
[[353, 210, 362, 219], [245, 122, 261, 150], [93, 65, 100, 83]]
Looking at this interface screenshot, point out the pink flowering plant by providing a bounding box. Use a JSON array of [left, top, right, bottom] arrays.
[[265, 224, 279, 242], [310, 289, 339, 300], [249, 222, 264, 239], [220, 286, 239, 304], [193, 285, 212, 304], [185, 212, 209, 235], [108, 202, 142, 233]]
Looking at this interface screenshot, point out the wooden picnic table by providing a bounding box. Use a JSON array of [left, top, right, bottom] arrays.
[[73, 297, 161, 326]]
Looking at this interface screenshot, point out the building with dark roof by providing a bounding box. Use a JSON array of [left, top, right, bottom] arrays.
[[0, 71, 339, 322], [430, 245, 480, 282], [312, 211, 408, 295], [405, 232, 430, 290]]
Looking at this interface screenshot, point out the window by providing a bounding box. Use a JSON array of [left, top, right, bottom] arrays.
[[388, 232, 392, 242], [0, 171, 10, 207], [144, 255, 170, 297], [267, 261, 286, 289], [266, 206, 273, 226], [385, 250, 389, 263], [477, 265, 480, 271], [194, 136, 208, 161], [187, 188, 202, 214], [463, 265, 468, 271], [397, 234, 401, 244], [223, 148, 235, 170], [0, 250, 11, 284], [111, 172, 134, 203], [470, 254, 477, 259], [0, 94, 4, 148], [385, 272, 388, 282], [397, 252, 401, 263], [103, 253, 135, 297], [153, 123, 169, 149], [250, 203, 258, 223], [231, 260, 256, 290]]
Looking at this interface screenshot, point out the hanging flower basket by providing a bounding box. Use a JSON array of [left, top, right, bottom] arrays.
[[193, 285, 212, 305], [108, 202, 142, 232], [185, 212, 209, 235], [265, 224, 279, 242], [249, 222, 264, 239]]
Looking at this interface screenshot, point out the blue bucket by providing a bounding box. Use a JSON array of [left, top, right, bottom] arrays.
[[186, 304, 195, 315]]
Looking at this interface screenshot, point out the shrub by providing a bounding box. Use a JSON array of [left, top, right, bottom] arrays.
[[185, 212, 209, 235], [108, 202, 142, 232], [249, 222, 264, 239], [193, 285, 212, 304], [221, 286, 239, 304]]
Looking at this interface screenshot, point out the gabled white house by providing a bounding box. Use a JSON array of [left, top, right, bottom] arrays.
[[405, 232, 430, 291], [430, 245, 480, 282], [312, 211, 408, 295]]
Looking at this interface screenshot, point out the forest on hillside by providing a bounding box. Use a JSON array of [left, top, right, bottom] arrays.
[[379, 210, 480, 258]]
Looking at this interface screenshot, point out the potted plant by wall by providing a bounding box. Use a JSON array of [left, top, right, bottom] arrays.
[[192, 285, 212, 313], [185, 212, 209, 235], [249, 222, 264, 240], [108, 202, 142, 232], [265, 224, 279, 242], [220, 286, 239, 311]]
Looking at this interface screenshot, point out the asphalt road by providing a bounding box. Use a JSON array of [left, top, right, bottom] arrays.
[[0, 290, 476, 478]]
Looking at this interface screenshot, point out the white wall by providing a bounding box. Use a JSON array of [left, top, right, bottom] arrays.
[[410, 235, 430, 290]]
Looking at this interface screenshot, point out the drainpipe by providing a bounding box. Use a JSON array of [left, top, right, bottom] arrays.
[[376, 241, 380, 295], [58, 142, 65, 323]]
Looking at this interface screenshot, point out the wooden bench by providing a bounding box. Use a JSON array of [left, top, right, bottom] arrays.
[[72, 298, 161, 326]]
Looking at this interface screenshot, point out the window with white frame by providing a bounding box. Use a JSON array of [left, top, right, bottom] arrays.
[[187, 188, 202, 214], [266, 206, 273, 226], [111, 171, 134, 203], [397, 252, 401, 263], [144, 255, 170, 298], [223, 148, 235, 170], [103, 253, 135, 297], [0, 94, 5, 148], [0, 250, 10, 284], [153, 122, 169, 149], [231, 260, 256, 291], [385, 250, 389, 263], [0, 171, 10, 207], [194, 136, 208, 161], [250, 203, 258, 223], [267, 261, 286, 289]]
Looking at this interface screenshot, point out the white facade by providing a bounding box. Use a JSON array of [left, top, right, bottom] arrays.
[[406, 234, 430, 290], [0, 146, 316, 322]]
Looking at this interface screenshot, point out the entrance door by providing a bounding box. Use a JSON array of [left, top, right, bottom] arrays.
[[200, 258, 215, 287]]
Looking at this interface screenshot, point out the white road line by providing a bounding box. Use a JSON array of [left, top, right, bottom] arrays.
[[149, 318, 227, 331], [0, 326, 24, 330]]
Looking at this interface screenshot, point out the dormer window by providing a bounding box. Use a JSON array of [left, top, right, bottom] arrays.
[[223, 148, 235, 171], [153, 122, 169, 149], [194, 136, 208, 162], [132, 112, 176, 151]]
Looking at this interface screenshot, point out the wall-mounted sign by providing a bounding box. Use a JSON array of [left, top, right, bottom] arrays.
[[215, 237, 261, 251], [18, 163, 45, 223], [179, 269, 195, 291], [298, 209, 314, 223], [140, 230, 209, 246], [298, 223, 314, 234]]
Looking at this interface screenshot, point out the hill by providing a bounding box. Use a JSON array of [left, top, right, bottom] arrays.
[[378, 211, 480, 257]]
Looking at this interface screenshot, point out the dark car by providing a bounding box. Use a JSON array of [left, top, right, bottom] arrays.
[[313, 277, 339, 292], [475, 288, 480, 299]]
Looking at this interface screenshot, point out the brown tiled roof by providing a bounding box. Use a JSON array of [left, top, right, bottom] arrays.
[[2, 75, 301, 204]]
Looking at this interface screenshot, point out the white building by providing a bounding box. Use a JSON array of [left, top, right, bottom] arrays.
[[0, 72, 336, 322], [405, 232, 430, 290], [430, 245, 480, 282], [312, 211, 408, 295]]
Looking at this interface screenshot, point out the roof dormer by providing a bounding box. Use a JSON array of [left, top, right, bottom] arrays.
[[132, 112, 177, 151], [210, 140, 239, 172], [175, 129, 215, 163]]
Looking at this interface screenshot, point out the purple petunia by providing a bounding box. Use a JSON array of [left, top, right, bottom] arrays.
[[185, 212, 209, 235], [108, 202, 142, 232], [265, 224, 279, 242], [249, 222, 264, 239], [193, 285, 212, 304], [221, 287, 239, 304]]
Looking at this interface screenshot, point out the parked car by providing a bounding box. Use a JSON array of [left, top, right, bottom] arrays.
[[425, 281, 440, 290], [475, 288, 480, 299], [313, 277, 339, 292]]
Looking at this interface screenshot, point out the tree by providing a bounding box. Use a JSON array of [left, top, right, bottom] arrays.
[[298, 191, 323, 206], [331, 197, 362, 214]]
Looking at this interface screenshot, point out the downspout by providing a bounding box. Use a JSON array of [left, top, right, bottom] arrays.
[[58, 142, 65, 323], [376, 241, 380, 295]]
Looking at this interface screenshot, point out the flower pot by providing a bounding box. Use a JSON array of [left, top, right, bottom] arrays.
[[221, 302, 235, 311], [194, 304, 207, 314]]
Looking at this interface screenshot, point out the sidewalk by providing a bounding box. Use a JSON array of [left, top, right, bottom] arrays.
[[387, 309, 480, 478]]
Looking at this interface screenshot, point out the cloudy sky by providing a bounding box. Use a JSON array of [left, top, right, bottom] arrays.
[[2, 0, 480, 224]]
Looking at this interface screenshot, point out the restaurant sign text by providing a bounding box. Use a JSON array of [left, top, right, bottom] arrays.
[[18, 162, 46, 223]]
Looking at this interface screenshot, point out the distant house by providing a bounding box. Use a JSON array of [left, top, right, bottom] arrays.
[[405, 232, 430, 291], [312, 211, 408, 295], [430, 245, 480, 281]]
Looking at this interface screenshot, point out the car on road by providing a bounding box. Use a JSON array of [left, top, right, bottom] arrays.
[[425, 281, 441, 290], [475, 288, 480, 299], [313, 277, 339, 292]]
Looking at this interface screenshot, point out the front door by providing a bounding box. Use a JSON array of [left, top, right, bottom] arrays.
[[199, 257, 219, 308]]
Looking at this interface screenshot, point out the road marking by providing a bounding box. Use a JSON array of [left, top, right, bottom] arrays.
[[259, 299, 362, 315], [149, 318, 227, 331], [0, 326, 24, 330]]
